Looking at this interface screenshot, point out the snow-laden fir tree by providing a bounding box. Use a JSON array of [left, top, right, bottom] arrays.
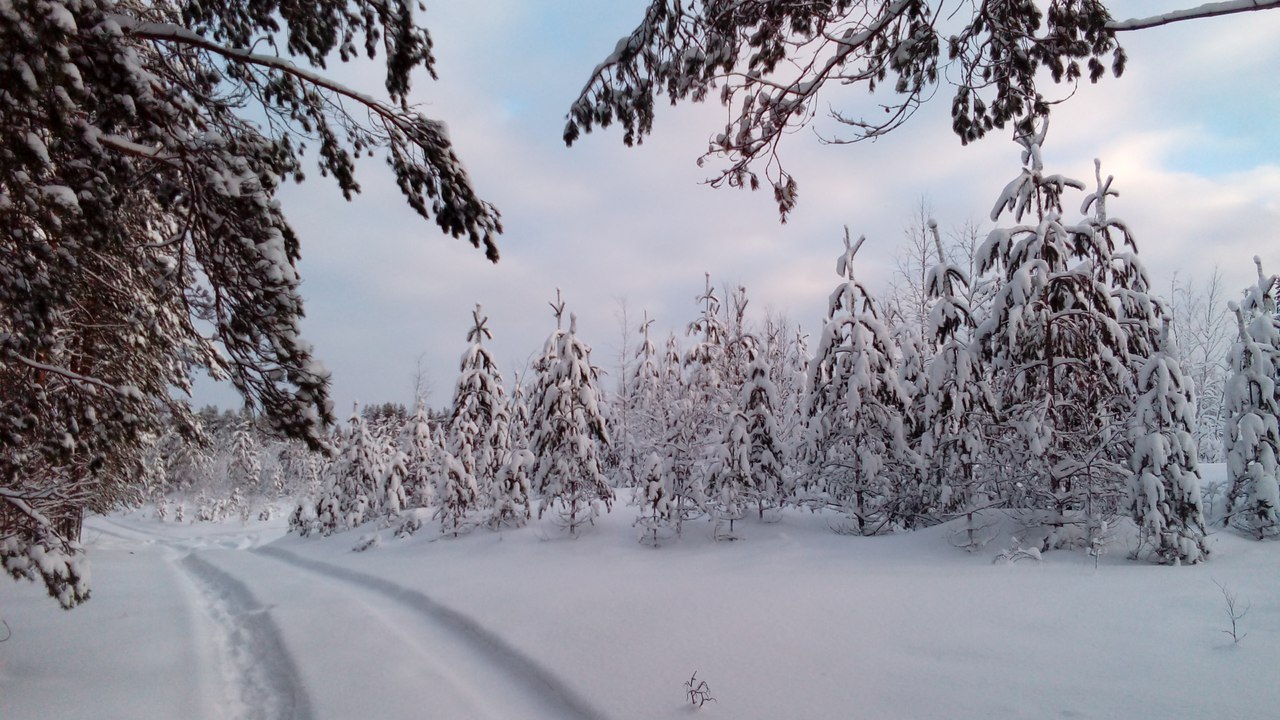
[[658, 332, 707, 533], [508, 373, 532, 462], [401, 404, 438, 511], [314, 407, 386, 534], [529, 301, 614, 536], [1222, 259, 1280, 537], [975, 124, 1139, 549], [489, 449, 533, 529], [228, 484, 250, 524], [892, 323, 932, 524], [628, 312, 666, 461], [803, 230, 914, 534], [918, 220, 994, 517], [279, 440, 323, 501], [742, 356, 788, 517], [433, 445, 480, 537], [1128, 318, 1209, 563], [634, 452, 676, 546], [705, 408, 751, 539], [380, 444, 410, 521], [684, 275, 733, 451], [387, 403, 438, 537], [139, 433, 171, 509], [447, 305, 512, 506], [227, 419, 262, 497], [705, 309, 776, 538], [157, 422, 214, 494], [768, 323, 811, 502], [721, 285, 761, 394]]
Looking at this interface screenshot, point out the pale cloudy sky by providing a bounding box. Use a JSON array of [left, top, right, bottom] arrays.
[[194, 1, 1280, 414]]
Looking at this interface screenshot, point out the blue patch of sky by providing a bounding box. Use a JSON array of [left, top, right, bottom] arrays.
[[1163, 90, 1280, 177]]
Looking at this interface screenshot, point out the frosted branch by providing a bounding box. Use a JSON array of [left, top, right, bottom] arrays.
[[1108, 0, 1280, 31]]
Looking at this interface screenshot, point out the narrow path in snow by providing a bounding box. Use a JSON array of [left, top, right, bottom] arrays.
[[81, 517, 608, 720], [177, 553, 315, 720], [249, 546, 610, 720]]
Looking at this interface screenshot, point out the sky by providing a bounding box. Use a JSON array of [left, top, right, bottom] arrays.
[[193, 1, 1280, 415]]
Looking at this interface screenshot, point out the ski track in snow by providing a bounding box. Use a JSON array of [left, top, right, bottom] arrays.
[[252, 545, 609, 720], [178, 553, 316, 720]]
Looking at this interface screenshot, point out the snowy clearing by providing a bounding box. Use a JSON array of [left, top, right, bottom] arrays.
[[3, 472, 1279, 720]]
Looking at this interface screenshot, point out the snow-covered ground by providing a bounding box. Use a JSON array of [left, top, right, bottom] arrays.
[[3, 477, 1278, 719]]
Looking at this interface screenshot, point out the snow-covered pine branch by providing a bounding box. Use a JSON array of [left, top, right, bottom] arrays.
[[3, 0, 502, 605]]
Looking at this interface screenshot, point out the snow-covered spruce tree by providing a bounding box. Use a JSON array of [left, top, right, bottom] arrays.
[[1128, 319, 1209, 563], [705, 409, 751, 539], [610, 306, 704, 537], [721, 285, 761, 395], [530, 305, 614, 536], [628, 312, 665, 462], [918, 220, 994, 517], [892, 323, 932, 523], [401, 404, 438, 511], [975, 125, 1142, 550], [765, 321, 810, 503], [386, 403, 437, 536], [741, 356, 788, 519], [227, 419, 262, 498], [1222, 260, 1280, 537], [634, 452, 676, 546], [139, 433, 171, 511], [380, 443, 409, 521], [706, 353, 783, 527], [155, 419, 212, 493], [488, 448, 533, 529], [703, 297, 775, 539], [677, 276, 757, 521], [803, 230, 915, 534], [446, 305, 512, 506], [315, 407, 386, 534], [508, 373, 533, 456], [279, 439, 323, 500], [655, 332, 706, 534], [684, 275, 733, 444], [2, 0, 501, 606], [433, 445, 478, 537]]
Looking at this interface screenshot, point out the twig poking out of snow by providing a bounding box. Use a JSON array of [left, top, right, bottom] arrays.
[[685, 670, 717, 708], [1212, 579, 1249, 645]]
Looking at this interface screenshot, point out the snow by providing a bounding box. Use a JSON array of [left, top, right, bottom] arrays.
[[4, 467, 1279, 720], [38, 184, 80, 212]]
